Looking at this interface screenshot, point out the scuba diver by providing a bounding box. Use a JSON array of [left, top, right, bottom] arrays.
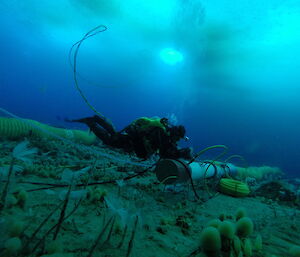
[[67, 115, 193, 160]]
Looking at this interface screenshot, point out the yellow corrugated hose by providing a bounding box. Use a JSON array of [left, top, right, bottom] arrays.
[[219, 178, 250, 197], [0, 117, 97, 145]]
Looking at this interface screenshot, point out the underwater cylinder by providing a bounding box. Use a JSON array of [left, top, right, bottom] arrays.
[[154, 159, 237, 184]]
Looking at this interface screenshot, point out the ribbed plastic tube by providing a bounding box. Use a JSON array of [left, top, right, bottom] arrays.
[[0, 107, 151, 168], [0, 117, 97, 145]]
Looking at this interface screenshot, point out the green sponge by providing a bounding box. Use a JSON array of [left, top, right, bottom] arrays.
[[219, 221, 235, 239], [235, 207, 247, 221], [289, 245, 300, 257], [16, 189, 28, 208], [207, 219, 221, 228], [244, 238, 252, 257], [200, 227, 221, 254], [4, 237, 22, 256], [236, 217, 253, 237], [233, 235, 242, 254], [46, 239, 63, 254], [8, 219, 24, 237]]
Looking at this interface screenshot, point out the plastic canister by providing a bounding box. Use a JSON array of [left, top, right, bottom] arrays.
[[154, 159, 237, 184], [154, 159, 191, 184]]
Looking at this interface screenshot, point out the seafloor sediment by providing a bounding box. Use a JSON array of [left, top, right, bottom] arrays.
[[0, 138, 299, 257]]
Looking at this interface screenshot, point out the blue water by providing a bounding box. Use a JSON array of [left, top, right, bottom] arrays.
[[1, 0, 300, 177]]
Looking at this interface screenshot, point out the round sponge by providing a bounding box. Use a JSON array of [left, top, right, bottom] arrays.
[[207, 219, 221, 228], [4, 237, 22, 255], [16, 189, 28, 208], [289, 245, 300, 257], [219, 221, 235, 239], [46, 239, 63, 254], [8, 220, 24, 237], [236, 217, 253, 237], [235, 207, 247, 221], [200, 227, 221, 253]]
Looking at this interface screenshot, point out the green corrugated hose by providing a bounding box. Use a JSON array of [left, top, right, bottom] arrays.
[[219, 178, 250, 197], [0, 117, 97, 145]]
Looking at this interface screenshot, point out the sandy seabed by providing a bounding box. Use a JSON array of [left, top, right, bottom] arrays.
[[0, 138, 299, 257]]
